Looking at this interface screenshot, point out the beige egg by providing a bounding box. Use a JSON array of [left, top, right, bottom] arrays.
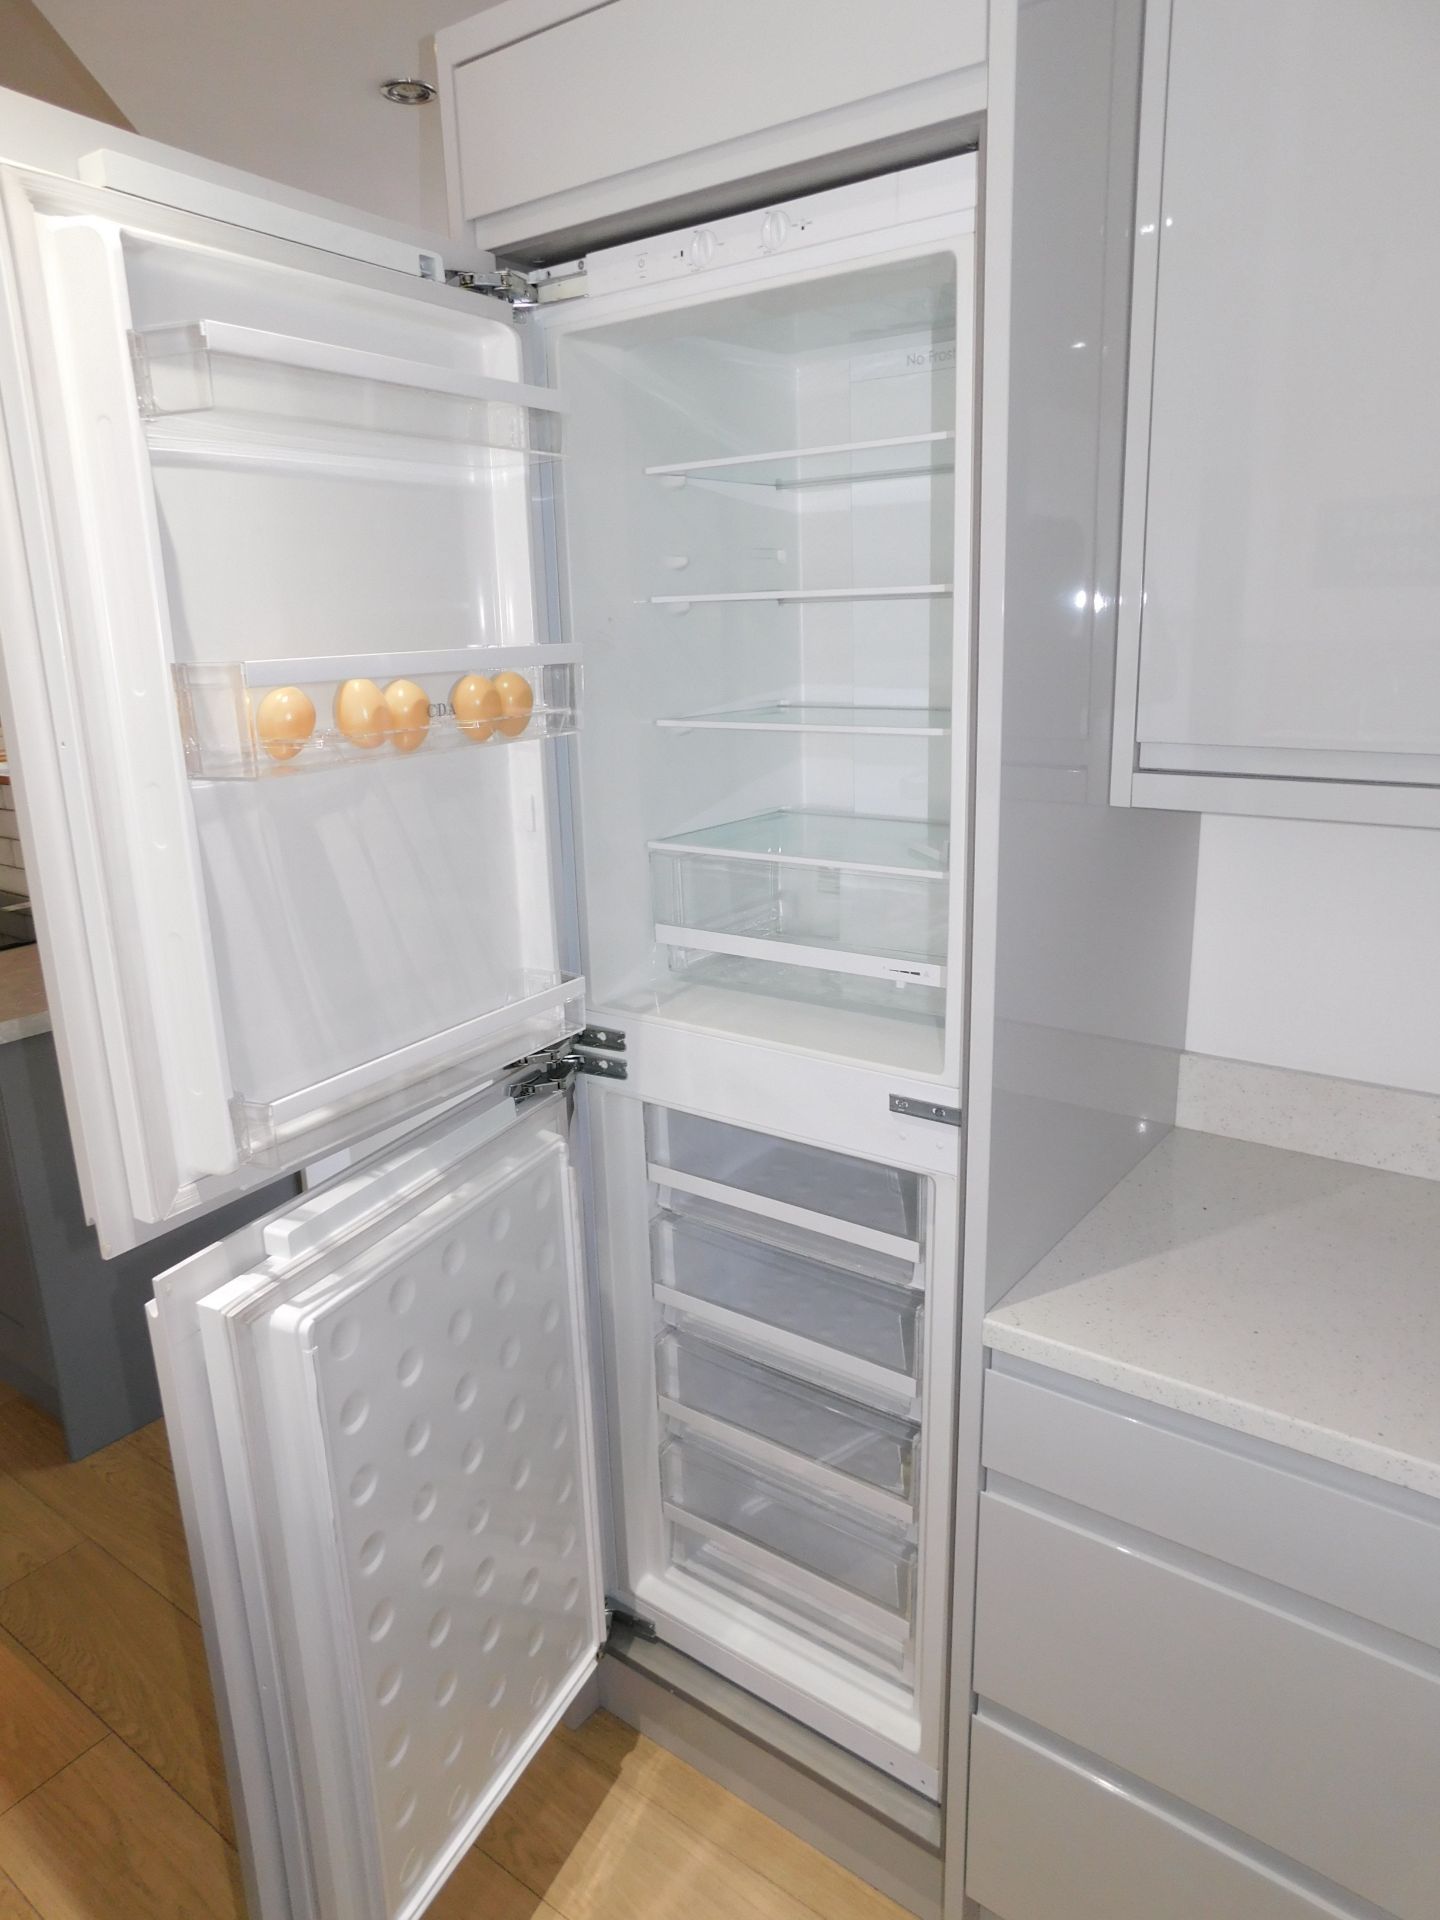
[[492, 670, 535, 739], [334, 677, 389, 748], [255, 685, 316, 762], [452, 673, 501, 743], [383, 679, 430, 754]]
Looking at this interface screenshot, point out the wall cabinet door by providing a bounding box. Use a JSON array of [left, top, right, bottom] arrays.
[[435, 0, 985, 258], [1112, 0, 1440, 826]]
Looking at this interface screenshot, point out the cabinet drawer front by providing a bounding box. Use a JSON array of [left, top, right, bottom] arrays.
[[982, 1364, 1440, 1650], [967, 1714, 1360, 1920], [974, 1492, 1440, 1920]]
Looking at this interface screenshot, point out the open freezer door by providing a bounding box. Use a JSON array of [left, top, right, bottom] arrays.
[[149, 1086, 606, 1920], [0, 129, 579, 1255]]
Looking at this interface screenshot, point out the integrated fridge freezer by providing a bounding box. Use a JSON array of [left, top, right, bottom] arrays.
[[0, 113, 974, 1920]]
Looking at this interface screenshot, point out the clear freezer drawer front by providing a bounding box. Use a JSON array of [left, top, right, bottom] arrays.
[[660, 1431, 917, 1629], [653, 1207, 923, 1393], [656, 1326, 919, 1508]]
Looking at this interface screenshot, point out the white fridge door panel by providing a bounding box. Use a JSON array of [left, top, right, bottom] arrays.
[[0, 157, 576, 1256], [151, 1090, 607, 1920]]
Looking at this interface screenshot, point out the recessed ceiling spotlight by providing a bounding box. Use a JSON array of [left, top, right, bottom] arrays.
[[380, 78, 436, 104]]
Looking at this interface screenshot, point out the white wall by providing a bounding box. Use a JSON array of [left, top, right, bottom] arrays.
[[32, 0, 497, 231], [1186, 815, 1440, 1095]]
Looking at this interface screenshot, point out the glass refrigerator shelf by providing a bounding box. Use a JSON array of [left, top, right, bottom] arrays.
[[644, 431, 956, 490]]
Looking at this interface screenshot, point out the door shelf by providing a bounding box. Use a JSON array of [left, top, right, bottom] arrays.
[[656, 704, 952, 737], [645, 432, 956, 490], [650, 585, 952, 610], [660, 1430, 917, 1635], [174, 651, 577, 779], [233, 974, 584, 1164], [131, 319, 563, 464], [651, 1205, 923, 1404], [656, 1326, 919, 1521]]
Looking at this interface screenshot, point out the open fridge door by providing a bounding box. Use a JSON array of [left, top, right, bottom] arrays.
[[149, 1085, 607, 1920], [0, 135, 579, 1255]]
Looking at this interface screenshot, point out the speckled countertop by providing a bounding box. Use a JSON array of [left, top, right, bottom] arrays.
[[0, 945, 50, 1042], [985, 1127, 1440, 1501]]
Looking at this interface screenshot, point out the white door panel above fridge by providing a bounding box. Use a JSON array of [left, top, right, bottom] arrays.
[[0, 159, 578, 1252], [150, 1088, 607, 1920]]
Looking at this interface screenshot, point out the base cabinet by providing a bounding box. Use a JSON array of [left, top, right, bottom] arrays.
[[967, 1714, 1359, 1920], [968, 1360, 1440, 1920]]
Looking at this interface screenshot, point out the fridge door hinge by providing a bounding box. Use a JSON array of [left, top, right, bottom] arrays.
[[890, 1093, 962, 1127], [507, 1029, 628, 1105], [444, 259, 587, 309], [606, 1601, 659, 1642]]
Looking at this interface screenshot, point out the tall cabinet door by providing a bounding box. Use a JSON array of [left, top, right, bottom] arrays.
[[149, 1089, 606, 1920], [0, 145, 579, 1255]]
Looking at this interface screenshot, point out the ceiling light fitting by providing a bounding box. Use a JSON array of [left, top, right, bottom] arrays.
[[380, 78, 436, 105]]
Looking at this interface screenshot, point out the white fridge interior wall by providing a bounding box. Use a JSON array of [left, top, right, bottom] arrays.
[[555, 252, 960, 1079]]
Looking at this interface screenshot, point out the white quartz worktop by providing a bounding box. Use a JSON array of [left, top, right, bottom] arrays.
[[985, 1127, 1440, 1502]]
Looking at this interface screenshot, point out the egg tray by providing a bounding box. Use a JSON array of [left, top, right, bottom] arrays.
[[173, 655, 578, 780]]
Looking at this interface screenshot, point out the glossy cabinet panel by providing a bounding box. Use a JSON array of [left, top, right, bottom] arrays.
[[1117, 0, 1440, 818], [967, 1714, 1354, 1920], [973, 1489, 1440, 1920]]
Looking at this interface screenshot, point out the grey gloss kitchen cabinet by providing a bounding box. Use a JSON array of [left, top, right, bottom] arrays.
[[968, 1361, 1440, 1920], [0, 1031, 297, 1457]]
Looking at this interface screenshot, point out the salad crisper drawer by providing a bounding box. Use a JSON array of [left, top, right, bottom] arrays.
[[660, 1430, 917, 1631], [652, 1207, 923, 1399], [656, 1326, 918, 1514], [646, 1107, 924, 1258]]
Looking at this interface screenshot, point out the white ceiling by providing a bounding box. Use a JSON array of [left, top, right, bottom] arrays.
[[34, 0, 497, 231]]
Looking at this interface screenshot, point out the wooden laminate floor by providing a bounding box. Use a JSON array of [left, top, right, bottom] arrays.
[[0, 1386, 909, 1920]]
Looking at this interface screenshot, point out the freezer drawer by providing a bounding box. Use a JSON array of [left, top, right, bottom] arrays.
[[667, 1519, 912, 1683], [973, 1490, 1440, 1920], [660, 1429, 916, 1631], [655, 1326, 918, 1517], [652, 1206, 923, 1402], [967, 1713, 1351, 1920], [646, 1106, 925, 1257]]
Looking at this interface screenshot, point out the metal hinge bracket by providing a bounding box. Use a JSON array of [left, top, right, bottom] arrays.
[[508, 1029, 628, 1105], [444, 259, 587, 309], [606, 1601, 659, 1642], [444, 266, 541, 308], [890, 1093, 962, 1127]]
